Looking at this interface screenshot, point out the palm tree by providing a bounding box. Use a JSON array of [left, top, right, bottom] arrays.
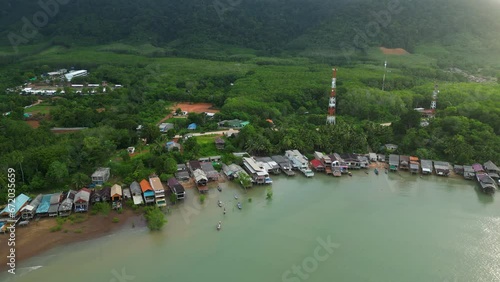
[[72, 172, 90, 189], [10, 151, 25, 183]]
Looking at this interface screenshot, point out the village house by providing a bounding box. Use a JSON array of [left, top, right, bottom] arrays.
[[310, 159, 325, 172], [1, 194, 30, 220], [201, 162, 219, 181], [74, 188, 91, 213], [420, 159, 433, 175], [357, 155, 369, 169], [222, 163, 246, 180], [215, 137, 225, 150], [454, 165, 464, 175], [389, 154, 399, 171], [483, 161, 500, 180], [35, 194, 52, 217], [58, 190, 76, 217], [149, 176, 166, 207], [122, 187, 132, 200], [271, 155, 295, 176], [193, 169, 209, 193], [399, 155, 410, 170], [140, 179, 156, 204], [91, 167, 110, 186], [129, 181, 144, 205], [21, 194, 42, 220], [409, 156, 420, 174], [218, 119, 249, 129], [286, 150, 314, 177], [463, 165, 475, 180], [91, 186, 111, 203], [110, 184, 123, 209], [255, 157, 281, 175], [188, 160, 202, 175], [329, 153, 348, 176], [340, 153, 360, 169], [167, 178, 186, 200], [48, 192, 62, 217], [166, 141, 181, 151], [314, 152, 331, 174], [433, 161, 450, 176], [159, 123, 174, 132], [243, 157, 272, 184], [472, 163, 485, 174]]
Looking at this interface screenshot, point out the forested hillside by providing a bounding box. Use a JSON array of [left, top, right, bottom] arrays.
[[2, 0, 500, 68]]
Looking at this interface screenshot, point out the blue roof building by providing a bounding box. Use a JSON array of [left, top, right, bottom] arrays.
[[187, 123, 197, 130], [0, 193, 30, 218], [36, 194, 52, 216]]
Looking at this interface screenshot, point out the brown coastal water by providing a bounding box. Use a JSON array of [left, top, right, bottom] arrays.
[[2, 171, 500, 282]]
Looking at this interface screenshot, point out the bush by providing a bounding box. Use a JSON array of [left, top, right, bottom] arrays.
[[266, 188, 273, 200], [50, 225, 62, 232], [160, 173, 170, 182], [92, 202, 111, 215], [56, 217, 67, 225], [74, 228, 83, 233], [248, 198, 252, 203], [170, 193, 178, 204], [144, 206, 167, 231], [112, 217, 119, 223]]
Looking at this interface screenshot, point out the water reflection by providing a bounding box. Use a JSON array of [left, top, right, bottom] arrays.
[[474, 186, 494, 204]]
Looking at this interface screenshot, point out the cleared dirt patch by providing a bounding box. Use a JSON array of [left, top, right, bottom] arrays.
[[380, 47, 409, 55], [175, 102, 219, 114], [25, 120, 40, 128]]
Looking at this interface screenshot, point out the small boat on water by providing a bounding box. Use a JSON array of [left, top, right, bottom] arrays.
[[217, 186, 222, 192], [237, 202, 242, 210], [223, 208, 226, 214], [348, 172, 352, 177], [234, 194, 238, 199], [217, 221, 222, 231], [218, 200, 222, 207], [374, 168, 379, 175]]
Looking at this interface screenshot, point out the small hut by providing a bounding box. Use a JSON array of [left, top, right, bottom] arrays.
[[110, 184, 123, 209]]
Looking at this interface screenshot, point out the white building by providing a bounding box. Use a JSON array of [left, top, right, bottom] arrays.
[[65, 70, 88, 81]]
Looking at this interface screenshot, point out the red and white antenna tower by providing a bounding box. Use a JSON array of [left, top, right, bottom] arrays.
[[326, 68, 337, 125], [430, 84, 438, 117]]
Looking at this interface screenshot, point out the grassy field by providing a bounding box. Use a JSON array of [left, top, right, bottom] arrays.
[[26, 104, 54, 114], [197, 135, 221, 157]]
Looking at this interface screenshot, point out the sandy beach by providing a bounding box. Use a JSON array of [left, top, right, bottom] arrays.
[[0, 208, 142, 272]]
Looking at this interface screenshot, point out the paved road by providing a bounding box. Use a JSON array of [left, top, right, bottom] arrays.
[[173, 129, 239, 139]]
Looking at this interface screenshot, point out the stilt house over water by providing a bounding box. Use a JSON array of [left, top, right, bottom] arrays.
[[484, 161, 500, 180], [389, 154, 399, 171], [420, 160, 433, 175]]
